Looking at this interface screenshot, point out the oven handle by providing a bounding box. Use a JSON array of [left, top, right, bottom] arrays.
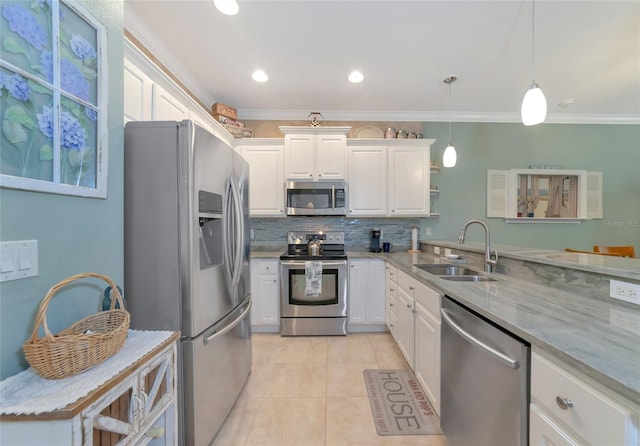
[[441, 308, 520, 369], [331, 185, 335, 210], [280, 260, 347, 268]]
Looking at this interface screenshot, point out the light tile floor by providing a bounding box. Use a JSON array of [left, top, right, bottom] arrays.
[[212, 333, 446, 446]]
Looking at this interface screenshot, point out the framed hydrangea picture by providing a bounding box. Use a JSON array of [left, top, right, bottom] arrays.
[[0, 0, 108, 198]]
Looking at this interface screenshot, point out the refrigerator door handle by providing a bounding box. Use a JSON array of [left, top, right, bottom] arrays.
[[230, 177, 244, 288], [224, 178, 235, 284], [440, 308, 520, 369], [204, 300, 252, 344]]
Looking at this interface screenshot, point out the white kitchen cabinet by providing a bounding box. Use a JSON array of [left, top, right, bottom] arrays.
[[348, 259, 386, 332], [414, 297, 441, 415], [385, 263, 398, 340], [347, 145, 388, 216], [250, 259, 280, 332], [395, 285, 415, 368], [280, 126, 350, 180], [124, 57, 153, 123], [239, 141, 285, 217], [530, 350, 639, 446], [0, 332, 179, 446], [388, 145, 431, 216], [151, 84, 189, 121]]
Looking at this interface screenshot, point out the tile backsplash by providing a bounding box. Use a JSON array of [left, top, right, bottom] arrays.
[[251, 217, 422, 251]]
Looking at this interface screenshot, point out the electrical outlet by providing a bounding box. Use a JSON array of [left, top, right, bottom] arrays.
[[444, 248, 452, 256], [610, 279, 640, 306], [425, 227, 432, 236], [434, 246, 440, 255]]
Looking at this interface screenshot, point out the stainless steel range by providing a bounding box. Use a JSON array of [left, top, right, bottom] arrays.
[[280, 231, 348, 336]]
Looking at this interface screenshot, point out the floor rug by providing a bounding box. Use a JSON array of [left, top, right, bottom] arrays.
[[363, 369, 442, 436]]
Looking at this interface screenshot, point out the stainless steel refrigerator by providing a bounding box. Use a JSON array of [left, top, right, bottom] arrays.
[[124, 120, 251, 446]]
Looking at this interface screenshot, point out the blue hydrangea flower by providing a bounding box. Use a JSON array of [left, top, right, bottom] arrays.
[[37, 105, 86, 151], [40, 51, 89, 100], [3, 73, 31, 101], [70, 34, 96, 61], [2, 4, 47, 50], [85, 107, 97, 121]]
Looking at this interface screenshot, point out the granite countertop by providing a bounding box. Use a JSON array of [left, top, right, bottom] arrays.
[[423, 240, 640, 281], [354, 250, 640, 406], [250, 247, 640, 405]]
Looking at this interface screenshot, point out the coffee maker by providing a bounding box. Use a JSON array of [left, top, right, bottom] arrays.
[[370, 228, 382, 253]]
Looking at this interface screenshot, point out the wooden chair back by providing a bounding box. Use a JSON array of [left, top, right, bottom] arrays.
[[593, 245, 636, 258], [564, 248, 620, 256]]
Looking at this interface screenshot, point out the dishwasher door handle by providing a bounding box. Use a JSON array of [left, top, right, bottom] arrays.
[[441, 308, 520, 369]]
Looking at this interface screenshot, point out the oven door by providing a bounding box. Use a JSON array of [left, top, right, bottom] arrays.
[[280, 260, 347, 317]]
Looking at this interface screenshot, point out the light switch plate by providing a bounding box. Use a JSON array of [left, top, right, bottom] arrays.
[[0, 240, 38, 282]]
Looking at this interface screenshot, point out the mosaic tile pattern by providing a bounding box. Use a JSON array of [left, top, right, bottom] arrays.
[[251, 217, 421, 251]]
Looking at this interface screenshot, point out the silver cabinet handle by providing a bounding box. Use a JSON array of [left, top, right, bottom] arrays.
[[555, 396, 574, 410], [407, 303, 412, 308], [440, 308, 519, 369], [409, 286, 414, 291]]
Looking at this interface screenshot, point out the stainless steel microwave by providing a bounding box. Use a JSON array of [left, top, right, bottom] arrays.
[[285, 181, 347, 216]]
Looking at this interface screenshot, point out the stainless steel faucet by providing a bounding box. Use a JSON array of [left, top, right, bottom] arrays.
[[458, 219, 498, 273]]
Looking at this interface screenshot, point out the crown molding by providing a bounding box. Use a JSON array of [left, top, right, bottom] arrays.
[[124, 5, 216, 108], [238, 109, 640, 125]]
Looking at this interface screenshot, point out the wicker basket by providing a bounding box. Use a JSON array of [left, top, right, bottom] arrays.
[[23, 273, 130, 380]]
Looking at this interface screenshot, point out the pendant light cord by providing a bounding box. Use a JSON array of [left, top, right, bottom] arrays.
[[531, 0, 536, 82], [448, 82, 452, 144]]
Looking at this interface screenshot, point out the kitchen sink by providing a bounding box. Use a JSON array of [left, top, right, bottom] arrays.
[[413, 264, 479, 276], [439, 275, 497, 282]]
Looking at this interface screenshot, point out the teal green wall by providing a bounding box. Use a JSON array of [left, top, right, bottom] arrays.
[[423, 122, 640, 251], [0, 1, 124, 379]]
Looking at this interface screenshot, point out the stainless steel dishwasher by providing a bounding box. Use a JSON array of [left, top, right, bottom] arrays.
[[440, 296, 530, 446]]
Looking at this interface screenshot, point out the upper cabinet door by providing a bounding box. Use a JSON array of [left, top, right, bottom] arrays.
[[152, 84, 189, 121], [241, 143, 285, 217], [315, 134, 347, 180], [124, 58, 153, 123], [348, 146, 387, 216], [282, 127, 349, 180], [388, 146, 431, 216], [284, 134, 315, 179]]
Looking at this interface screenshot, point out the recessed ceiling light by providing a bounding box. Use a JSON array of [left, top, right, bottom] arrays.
[[252, 70, 268, 82], [348, 71, 364, 83], [214, 0, 239, 16]]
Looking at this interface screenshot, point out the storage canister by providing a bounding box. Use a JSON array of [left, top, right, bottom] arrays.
[[385, 127, 397, 139], [396, 129, 407, 139]]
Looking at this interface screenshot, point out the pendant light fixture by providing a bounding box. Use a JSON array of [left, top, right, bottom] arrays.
[[521, 0, 547, 126], [442, 75, 458, 168]]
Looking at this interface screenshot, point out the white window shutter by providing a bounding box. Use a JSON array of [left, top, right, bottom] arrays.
[[487, 170, 509, 218], [586, 171, 603, 219]]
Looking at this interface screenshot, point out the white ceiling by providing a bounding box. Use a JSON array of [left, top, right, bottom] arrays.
[[124, 0, 640, 124]]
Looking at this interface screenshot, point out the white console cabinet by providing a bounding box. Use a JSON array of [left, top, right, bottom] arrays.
[[1, 332, 179, 446]]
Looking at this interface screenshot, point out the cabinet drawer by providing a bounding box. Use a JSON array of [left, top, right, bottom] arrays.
[[531, 352, 637, 446], [258, 260, 279, 275], [388, 294, 397, 317], [386, 264, 397, 283]]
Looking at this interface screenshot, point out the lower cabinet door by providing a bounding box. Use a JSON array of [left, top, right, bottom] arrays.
[[414, 301, 441, 415], [396, 287, 415, 368], [530, 404, 581, 446]]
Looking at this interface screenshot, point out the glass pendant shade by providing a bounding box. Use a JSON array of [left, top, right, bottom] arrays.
[[521, 82, 547, 126], [214, 0, 239, 15], [443, 144, 457, 167]]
